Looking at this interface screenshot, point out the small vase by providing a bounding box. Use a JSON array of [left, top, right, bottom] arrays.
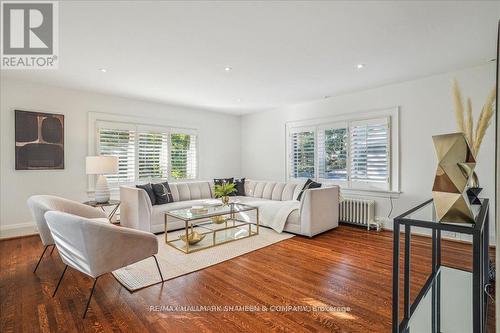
[[221, 196, 230, 205], [467, 171, 482, 205]]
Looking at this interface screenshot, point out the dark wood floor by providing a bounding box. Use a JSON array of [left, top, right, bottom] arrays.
[[0, 226, 495, 332]]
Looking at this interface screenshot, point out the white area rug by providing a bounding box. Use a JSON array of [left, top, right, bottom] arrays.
[[112, 227, 294, 292]]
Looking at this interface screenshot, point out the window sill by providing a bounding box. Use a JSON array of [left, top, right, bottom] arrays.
[[340, 188, 401, 199]]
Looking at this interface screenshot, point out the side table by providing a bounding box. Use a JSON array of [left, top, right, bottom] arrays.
[[83, 200, 121, 224]]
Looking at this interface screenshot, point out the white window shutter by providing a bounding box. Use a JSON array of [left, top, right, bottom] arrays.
[[349, 117, 390, 186], [289, 129, 315, 180], [138, 131, 169, 181], [98, 128, 136, 184]]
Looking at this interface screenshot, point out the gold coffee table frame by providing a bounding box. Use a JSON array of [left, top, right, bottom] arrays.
[[164, 203, 259, 254]]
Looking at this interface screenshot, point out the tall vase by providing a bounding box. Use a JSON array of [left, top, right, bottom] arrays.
[[432, 132, 476, 223]]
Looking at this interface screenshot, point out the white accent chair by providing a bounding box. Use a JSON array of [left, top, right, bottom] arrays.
[[44, 211, 162, 318], [27, 195, 109, 273]]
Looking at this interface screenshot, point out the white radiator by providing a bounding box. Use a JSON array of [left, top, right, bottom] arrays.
[[339, 198, 375, 229]]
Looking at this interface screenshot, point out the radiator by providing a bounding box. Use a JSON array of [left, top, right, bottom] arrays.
[[339, 198, 375, 229]]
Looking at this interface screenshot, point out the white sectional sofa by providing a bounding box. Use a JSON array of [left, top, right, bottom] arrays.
[[120, 179, 339, 237]]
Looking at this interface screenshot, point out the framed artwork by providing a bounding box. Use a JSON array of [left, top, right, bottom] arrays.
[[15, 110, 64, 170]]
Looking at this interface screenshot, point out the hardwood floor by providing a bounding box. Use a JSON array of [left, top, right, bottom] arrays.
[[0, 226, 495, 332]]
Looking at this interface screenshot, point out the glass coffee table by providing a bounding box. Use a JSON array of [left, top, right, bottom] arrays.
[[164, 203, 259, 254]]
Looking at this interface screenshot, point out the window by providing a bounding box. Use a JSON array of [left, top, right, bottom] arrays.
[[170, 133, 197, 180], [289, 129, 315, 179], [96, 121, 198, 186], [350, 118, 389, 185], [98, 127, 136, 183], [138, 131, 169, 180], [318, 126, 348, 181], [286, 109, 397, 192]]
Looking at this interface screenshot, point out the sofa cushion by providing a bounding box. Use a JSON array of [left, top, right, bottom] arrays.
[[261, 182, 275, 199], [253, 182, 266, 198], [272, 183, 286, 200], [152, 182, 174, 204], [169, 182, 212, 201], [244, 179, 303, 201], [282, 183, 299, 201], [136, 183, 156, 205], [245, 179, 257, 197]]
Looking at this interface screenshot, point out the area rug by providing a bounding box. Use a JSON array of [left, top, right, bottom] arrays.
[[112, 227, 294, 292]]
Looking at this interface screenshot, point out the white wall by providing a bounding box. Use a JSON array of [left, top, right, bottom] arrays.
[[241, 63, 497, 244], [0, 79, 241, 237]]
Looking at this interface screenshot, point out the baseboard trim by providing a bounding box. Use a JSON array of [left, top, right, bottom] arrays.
[[0, 222, 38, 239], [382, 226, 496, 248]]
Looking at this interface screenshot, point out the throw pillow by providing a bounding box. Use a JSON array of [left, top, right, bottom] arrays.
[[152, 182, 174, 205], [136, 183, 156, 205], [296, 179, 322, 201], [234, 178, 246, 196], [214, 178, 234, 185]]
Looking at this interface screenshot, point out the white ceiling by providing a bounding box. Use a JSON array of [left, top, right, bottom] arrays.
[[2, 1, 499, 114]]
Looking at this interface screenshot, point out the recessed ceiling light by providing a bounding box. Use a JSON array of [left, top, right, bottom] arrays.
[[224, 66, 232, 71], [356, 63, 365, 69], [99, 68, 107, 73]]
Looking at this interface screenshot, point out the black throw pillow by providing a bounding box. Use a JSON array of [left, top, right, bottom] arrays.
[[296, 179, 322, 201], [136, 183, 156, 205], [214, 178, 236, 196], [214, 178, 234, 185], [234, 178, 246, 196], [152, 182, 174, 205]]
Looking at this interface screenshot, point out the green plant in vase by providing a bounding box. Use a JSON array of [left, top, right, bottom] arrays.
[[214, 182, 236, 205]]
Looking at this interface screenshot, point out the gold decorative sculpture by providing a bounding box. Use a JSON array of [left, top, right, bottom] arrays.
[[432, 132, 476, 223], [179, 231, 206, 245]]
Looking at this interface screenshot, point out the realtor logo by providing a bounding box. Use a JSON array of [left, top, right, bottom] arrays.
[[1, 1, 58, 69]]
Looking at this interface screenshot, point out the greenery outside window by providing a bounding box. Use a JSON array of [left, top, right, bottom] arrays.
[[97, 121, 198, 185]]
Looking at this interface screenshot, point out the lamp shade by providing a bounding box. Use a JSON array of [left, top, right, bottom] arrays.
[[86, 156, 119, 175]]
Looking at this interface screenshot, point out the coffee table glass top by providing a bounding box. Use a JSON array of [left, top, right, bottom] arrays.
[[166, 203, 256, 221]]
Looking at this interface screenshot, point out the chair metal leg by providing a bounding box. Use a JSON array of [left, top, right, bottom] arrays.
[[52, 265, 68, 297], [83, 277, 99, 319], [50, 245, 56, 256], [33, 245, 50, 273], [152, 255, 164, 282]]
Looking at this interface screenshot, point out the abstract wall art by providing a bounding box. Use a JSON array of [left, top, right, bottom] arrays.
[[15, 110, 64, 170]]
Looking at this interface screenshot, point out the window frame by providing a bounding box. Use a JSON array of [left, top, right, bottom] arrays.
[[285, 107, 399, 193], [89, 114, 199, 192]]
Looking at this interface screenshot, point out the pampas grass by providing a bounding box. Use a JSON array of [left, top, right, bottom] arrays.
[[452, 79, 465, 133], [473, 87, 496, 155], [465, 98, 473, 145], [452, 79, 496, 157]]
